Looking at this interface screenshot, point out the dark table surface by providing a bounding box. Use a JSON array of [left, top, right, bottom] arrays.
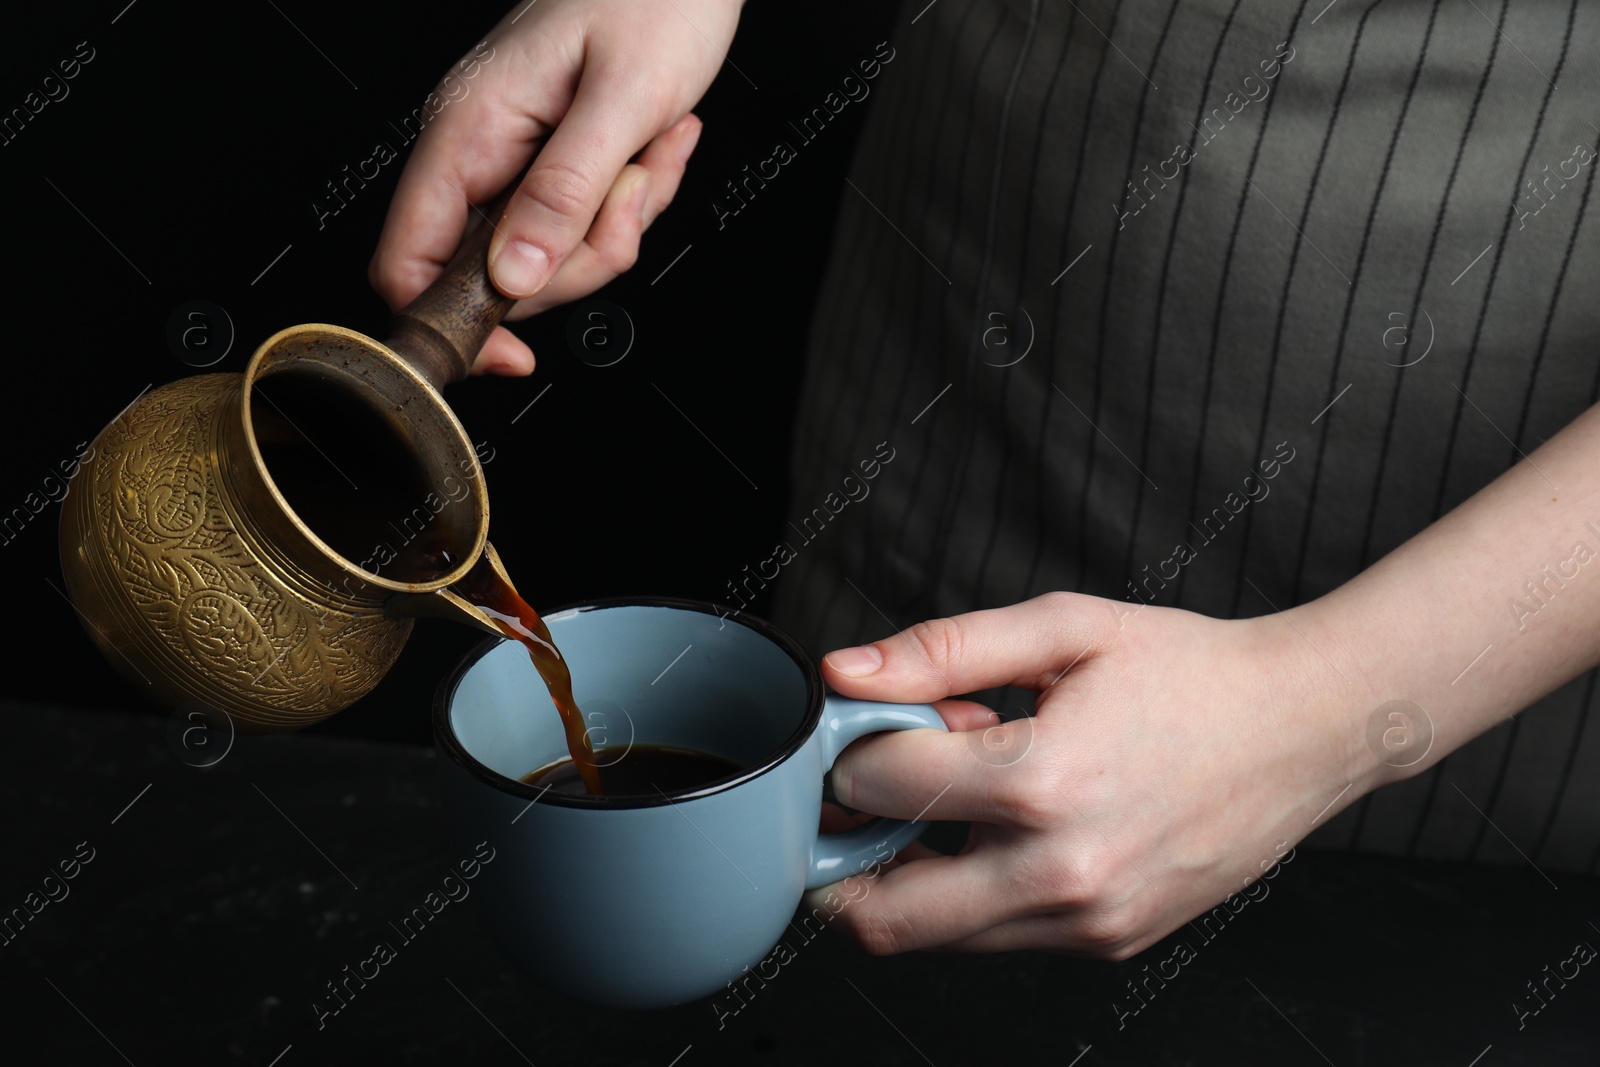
[[3, 701, 1596, 1066]]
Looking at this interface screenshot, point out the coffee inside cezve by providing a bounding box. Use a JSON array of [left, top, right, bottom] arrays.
[[253, 374, 607, 793]]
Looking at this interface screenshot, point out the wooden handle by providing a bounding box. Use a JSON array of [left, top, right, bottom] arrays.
[[384, 187, 521, 390]]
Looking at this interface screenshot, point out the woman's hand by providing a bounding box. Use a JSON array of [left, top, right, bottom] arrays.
[[369, 0, 744, 374], [811, 403, 1600, 958], [810, 592, 1378, 958]]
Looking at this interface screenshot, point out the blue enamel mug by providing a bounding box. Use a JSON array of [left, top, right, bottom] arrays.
[[433, 597, 947, 1009]]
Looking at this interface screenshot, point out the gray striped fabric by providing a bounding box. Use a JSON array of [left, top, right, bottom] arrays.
[[768, 0, 1600, 870]]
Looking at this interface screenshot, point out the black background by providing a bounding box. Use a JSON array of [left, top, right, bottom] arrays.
[[6, 6, 1600, 1066], [1, 0, 895, 743]]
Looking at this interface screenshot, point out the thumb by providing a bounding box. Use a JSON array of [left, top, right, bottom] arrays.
[[820, 592, 1102, 701], [488, 72, 670, 299]]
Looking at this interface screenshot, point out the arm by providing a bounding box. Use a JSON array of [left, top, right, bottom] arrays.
[[1302, 399, 1600, 790], [811, 401, 1600, 957]]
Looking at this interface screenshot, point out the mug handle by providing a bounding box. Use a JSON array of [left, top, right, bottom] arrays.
[[806, 695, 949, 890]]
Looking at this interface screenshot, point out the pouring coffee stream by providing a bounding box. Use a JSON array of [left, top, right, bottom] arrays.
[[445, 552, 604, 796], [59, 177, 607, 793]]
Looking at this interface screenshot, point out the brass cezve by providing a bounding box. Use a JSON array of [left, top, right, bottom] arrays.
[[60, 195, 526, 731]]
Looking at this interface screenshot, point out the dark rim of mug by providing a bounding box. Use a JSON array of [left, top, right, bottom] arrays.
[[432, 596, 824, 809]]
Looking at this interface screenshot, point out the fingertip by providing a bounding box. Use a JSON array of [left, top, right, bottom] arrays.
[[369, 245, 443, 313], [818, 802, 873, 835], [469, 326, 535, 376], [367, 248, 384, 303], [627, 166, 651, 219], [798, 885, 834, 914], [482, 360, 533, 377], [367, 248, 406, 311], [933, 699, 1004, 733], [823, 644, 884, 679], [488, 236, 553, 300], [603, 163, 650, 226], [884, 841, 944, 867], [675, 113, 702, 165]]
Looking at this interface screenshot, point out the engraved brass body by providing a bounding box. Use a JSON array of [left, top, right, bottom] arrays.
[[60, 206, 522, 731]]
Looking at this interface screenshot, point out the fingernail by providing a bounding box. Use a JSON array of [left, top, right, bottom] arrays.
[[825, 645, 882, 677], [628, 170, 650, 219], [677, 118, 702, 165], [490, 239, 550, 298]]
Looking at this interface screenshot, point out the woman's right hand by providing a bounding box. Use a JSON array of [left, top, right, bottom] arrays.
[[369, 0, 745, 374]]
